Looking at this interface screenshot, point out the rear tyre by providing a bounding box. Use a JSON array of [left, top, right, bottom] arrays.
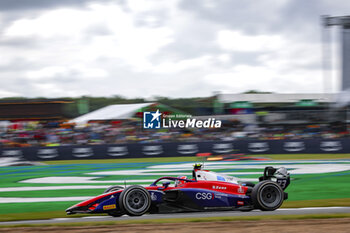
[[119, 185, 151, 216], [239, 207, 254, 212], [251, 181, 284, 211]]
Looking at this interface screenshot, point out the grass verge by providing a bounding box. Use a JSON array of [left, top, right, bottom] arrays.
[[1, 198, 349, 222], [0, 211, 93, 222], [282, 198, 350, 208], [1, 213, 350, 227]]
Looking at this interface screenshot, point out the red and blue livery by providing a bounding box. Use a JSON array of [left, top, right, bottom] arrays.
[[66, 164, 290, 216]]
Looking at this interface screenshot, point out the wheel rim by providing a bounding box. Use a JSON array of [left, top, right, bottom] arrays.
[[259, 184, 281, 208], [125, 189, 148, 213]]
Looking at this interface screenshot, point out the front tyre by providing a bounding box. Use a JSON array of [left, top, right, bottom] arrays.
[[103, 185, 126, 217], [103, 185, 124, 193], [251, 181, 284, 211], [119, 185, 151, 216], [107, 210, 124, 217]]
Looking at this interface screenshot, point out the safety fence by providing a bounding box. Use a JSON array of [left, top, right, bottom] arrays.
[[0, 138, 349, 161]]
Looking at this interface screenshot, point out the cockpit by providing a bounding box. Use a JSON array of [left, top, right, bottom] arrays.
[[192, 163, 239, 184], [193, 169, 239, 184]]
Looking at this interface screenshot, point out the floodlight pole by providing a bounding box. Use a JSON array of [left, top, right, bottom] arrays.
[[323, 15, 350, 91], [322, 15, 350, 125]]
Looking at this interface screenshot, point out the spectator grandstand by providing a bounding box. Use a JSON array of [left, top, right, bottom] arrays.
[[0, 119, 348, 148], [0, 93, 348, 148]]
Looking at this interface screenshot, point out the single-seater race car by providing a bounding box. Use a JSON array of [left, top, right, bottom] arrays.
[[66, 164, 290, 217]]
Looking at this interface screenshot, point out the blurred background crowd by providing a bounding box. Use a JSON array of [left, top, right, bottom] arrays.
[[0, 119, 348, 148], [0, 93, 348, 148]]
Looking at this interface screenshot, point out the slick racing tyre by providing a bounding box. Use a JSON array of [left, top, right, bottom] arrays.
[[119, 185, 151, 216], [251, 181, 284, 211], [103, 185, 124, 193], [107, 210, 124, 217], [103, 185, 125, 217]]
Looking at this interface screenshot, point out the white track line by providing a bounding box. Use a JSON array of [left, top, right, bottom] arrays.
[[0, 196, 94, 203], [0, 185, 149, 192], [278, 207, 347, 210], [20, 177, 156, 184]]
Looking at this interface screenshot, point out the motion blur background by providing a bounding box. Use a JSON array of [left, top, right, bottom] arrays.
[[1, 1, 350, 227], [0, 0, 350, 156]]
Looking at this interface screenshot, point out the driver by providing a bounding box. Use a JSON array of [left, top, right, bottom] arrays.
[[175, 176, 187, 187], [192, 163, 203, 180]]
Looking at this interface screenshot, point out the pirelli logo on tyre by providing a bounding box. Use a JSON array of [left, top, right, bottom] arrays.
[[103, 204, 116, 210]]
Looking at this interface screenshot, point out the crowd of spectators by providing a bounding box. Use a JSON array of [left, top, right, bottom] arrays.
[[0, 120, 349, 148]]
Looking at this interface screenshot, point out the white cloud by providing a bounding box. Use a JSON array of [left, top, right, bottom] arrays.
[[151, 55, 212, 73], [127, 0, 178, 13], [26, 65, 108, 80], [26, 66, 67, 80], [4, 9, 91, 38], [204, 63, 323, 94], [217, 54, 232, 63], [0, 0, 347, 98], [217, 30, 285, 52], [0, 90, 21, 98], [204, 65, 276, 91], [4, 3, 174, 70], [31, 82, 86, 97]]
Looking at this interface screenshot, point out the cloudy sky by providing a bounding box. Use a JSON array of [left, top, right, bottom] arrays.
[[0, 0, 349, 98]]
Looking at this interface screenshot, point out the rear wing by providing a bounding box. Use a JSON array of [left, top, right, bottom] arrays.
[[259, 166, 290, 190]]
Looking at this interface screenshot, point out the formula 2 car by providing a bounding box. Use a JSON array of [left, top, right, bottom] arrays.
[[66, 164, 290, 216]]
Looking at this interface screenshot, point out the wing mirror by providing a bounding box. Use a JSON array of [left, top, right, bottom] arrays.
[[158, 181, 170, 190]]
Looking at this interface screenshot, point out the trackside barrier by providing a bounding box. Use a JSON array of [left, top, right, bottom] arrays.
[[0, 139, 348, 161]]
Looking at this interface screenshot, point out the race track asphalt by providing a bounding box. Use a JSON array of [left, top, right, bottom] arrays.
[[1, 207, 350, 226]]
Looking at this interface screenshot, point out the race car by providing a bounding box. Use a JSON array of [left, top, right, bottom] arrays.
[[66, 164, 290, 217]]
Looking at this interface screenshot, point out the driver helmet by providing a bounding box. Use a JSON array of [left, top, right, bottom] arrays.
[[193, 163, 203, 170]]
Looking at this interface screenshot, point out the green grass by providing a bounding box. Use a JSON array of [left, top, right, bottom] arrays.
[[43, 154, 350, 165], [0, 154, 349, 222], [0, 210, 92, 222], [282, 198, 350, 208], [0, 202, 79, 215], [0, 189, 104, 198], [0, 199, 349, 222], [44, 156, 198, 165], [285, 172, 350, 201]]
